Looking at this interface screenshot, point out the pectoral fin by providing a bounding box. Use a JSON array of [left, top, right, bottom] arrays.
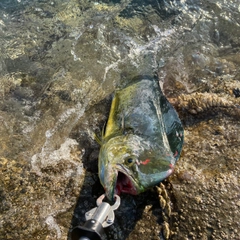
[[94, 133, 102, 145]]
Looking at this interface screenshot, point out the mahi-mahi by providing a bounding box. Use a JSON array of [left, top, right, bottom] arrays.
[[98, 77, 184, 200]]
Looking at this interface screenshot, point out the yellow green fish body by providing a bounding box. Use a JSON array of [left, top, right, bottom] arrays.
[[98, 77, 184, 200]]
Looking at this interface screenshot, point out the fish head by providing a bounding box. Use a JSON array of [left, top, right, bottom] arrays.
[[98, 134, 175, 200]]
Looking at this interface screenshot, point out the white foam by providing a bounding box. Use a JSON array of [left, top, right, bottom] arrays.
[[45, 215, 62, 239], [31, 138, 83, 175]]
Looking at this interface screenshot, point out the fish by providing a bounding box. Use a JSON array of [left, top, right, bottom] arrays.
[[98, 76, 184, 200]]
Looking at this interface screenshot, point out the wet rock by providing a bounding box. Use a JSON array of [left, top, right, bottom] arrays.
[[233, 88, 240, 98]]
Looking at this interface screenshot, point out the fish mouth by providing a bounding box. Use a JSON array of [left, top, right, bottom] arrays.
[[115, 165, 137, 195]]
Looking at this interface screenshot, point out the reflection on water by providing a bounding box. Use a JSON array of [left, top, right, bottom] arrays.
[[0, 1, 240, 239]]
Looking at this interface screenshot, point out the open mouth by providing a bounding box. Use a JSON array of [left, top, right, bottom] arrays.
[[115, 171, 137, 195]]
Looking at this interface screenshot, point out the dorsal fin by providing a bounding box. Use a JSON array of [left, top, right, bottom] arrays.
[[104, 92, 121, 138]]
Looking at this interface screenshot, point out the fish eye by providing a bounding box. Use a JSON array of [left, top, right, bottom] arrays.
[[127, 158, 133, 163]]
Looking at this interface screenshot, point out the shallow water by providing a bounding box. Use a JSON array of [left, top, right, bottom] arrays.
[[0, 1, 240, 239]]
